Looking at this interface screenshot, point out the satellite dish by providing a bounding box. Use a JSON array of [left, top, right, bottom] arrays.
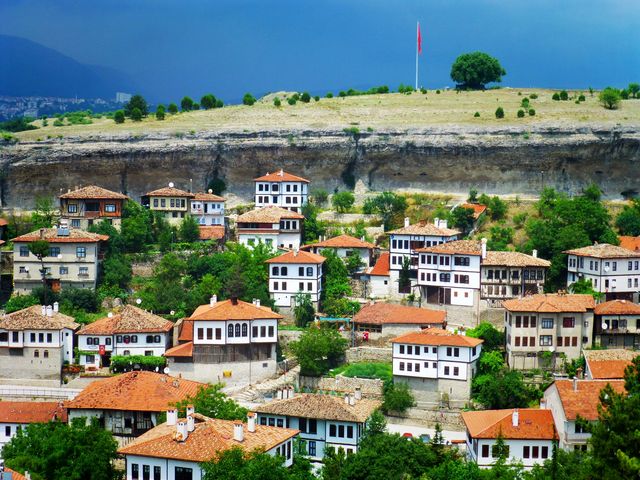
[[107, 312, 113, 318], [169, 182, 175, 188], [163, 367, 170, 375], [604, 266, 610, 272], [136, 298, 142, 305], [57, 254, 62, 259], [170, 310, 175, 316], [602, 322, 608, 330]]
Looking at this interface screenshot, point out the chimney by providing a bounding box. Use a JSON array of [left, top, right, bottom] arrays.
[[186, 404, 195, 418], [208, 189, 213, 194], [209, 295, 217, 307], [231, 297, 238, 305], [176, 420, 188, 442], [233, 422, 244, 442], [279, 169, 284, 177], [187, 415, 195, 432], [247, 412, 256, 432], [512, 409, 519, 427], [41, 305, 46, 316], [532, 249, 538, 258], [166, 408, 178, 426], [46, 305, 53, 317], [349, 395, 356, 406], [39, 228, 45, 239], [354, 387, 362, 400], [573, 377, 578, 391], [440, 219, 448, 229], [276, 388, 283, 400], [255, 299, 261, 308], [344, 394, 350, 405], [540, 399, 547, 409], [53, 302, 59, 313], [577, 367, 584, 379], [434, 217, 439, 227], [404, 217, 410, 228], [481, 238, 487, 260]]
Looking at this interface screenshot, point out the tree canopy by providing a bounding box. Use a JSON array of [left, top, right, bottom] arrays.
[[450, 52, 506, 90], [174, 383, 247, 420], [290, 326, 348, 376], [124, 94, 148, 117], [362, 192, 408, 231]]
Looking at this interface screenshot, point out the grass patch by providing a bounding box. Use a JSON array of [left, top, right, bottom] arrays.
[[328, 362, 392, 382]]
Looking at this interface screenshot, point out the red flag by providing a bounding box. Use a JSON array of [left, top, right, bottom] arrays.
[[417, 22, 422, 55]]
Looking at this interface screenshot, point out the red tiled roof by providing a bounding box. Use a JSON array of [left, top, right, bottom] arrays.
[[584, 350, 638, 379], [391, 328, 483, 347], [502, 294, 595, 313], [164, 341, 193, 358], [353, 302, 446, 326], [145, 187, 194, 198], [237, 206, 304, 223], [302, 234, 375, 250], [78, 306, 173, 335], [0, 218, 9, 226], [0, 401, 67, 423], [462, 409, 557, 440], [65, 371, 205, 412], [368, 252, 390, 276], [551, 379, 626, 421], [460, 203, 487, 219], [417, 239, 482, 255], [59, 185, 128, 200], [198, 226, 225, 241], [619, 236, 640, 252], [0, 305, 79, 331], [388, 221, 460, 237], [178, 320, 194, 342], [6, 468, 27, 480], [266, 250, 325, 264], [193, 192, 225, 202], [12, 228, 109, 243], [594, 299, 640, 315], [254, 170, 310, 183], [564, 243, 640, 258], [188, 299, 283, 322]]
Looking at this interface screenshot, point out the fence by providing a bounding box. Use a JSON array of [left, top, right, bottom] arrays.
[[0, 385, 81, 400]]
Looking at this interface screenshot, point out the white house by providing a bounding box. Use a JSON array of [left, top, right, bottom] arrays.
[[480, 250, 550, 303], [543, 378, 626, 452], [0, 401, 66, 456], [388, 218, 460, 294], [142, 185, 195, 226], [462, 408, 557, 468], [352, 302, 447, 339], [266, 250, 325, 308], [391, 328, 483, 407], [0, 304, 78, 380], [236, 206, 304, 251], [583, 348, 636, 380], [12, 227, 109, 294], [119, 411, 299, 480], [302, 234, 376, 271], [592, 299, 640, 349], [565, 243, 640, 301], [190, 191, 225, 226], [76, 305, 174, 369], [164, 297, 282, 386], [254, 391, 380, 461], [254, 169, 309, 212], [503, 294, 595, 371], [363, 252, 391, 298]]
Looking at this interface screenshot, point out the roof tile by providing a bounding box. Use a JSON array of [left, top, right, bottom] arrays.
[[353, 302, 446, 326], [564, 243, 640, 258], [12, 228, 109, 243], [0, 305, 79, 331], [188, 299, 283, 322], [502, 294, 595, 313], [594, 299, 640, 315], [302, 234, 376, 250], [254, 394, 380, 423], [266, 250, 325, 264], [78, 306, 173, 335], [462, 408, 557, 440], [254, 170, 310, 183], [551, 379, 626, 421], [391, 328, 483, 347], [145, 187, 194, 198], [0, 401, 67, 423], [59, 185, 128, 200], [237, 206, 304, 224], [388, 221, 460, 237]]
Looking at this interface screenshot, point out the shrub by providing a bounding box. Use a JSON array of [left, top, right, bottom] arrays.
[[180, 96, 194, 111], [436, 89, 441, 94], [110, 355, 166, 373], [517, 109, 525, 118], [287, 97, 297, 106], [620, 89, 629, 100], [300, 92, 311, 103], [521, 98, 530, 108], [130, 107, 143, 121], [168, 103, 178, 114], [114, 110, 125, 124], [495, 106, 504, 118], [599, 87, 622, 110], [200, 94, 216, 109], [326, 92, 334, 98], [474, 111, 480, 117], [560, 90, 569, 100], [382, 381, 415, 413], [552, 92, 560, 101], [192, 103, 200, 110], [529, 93, 538, 99], [332, 191, 355, 213], [4, 294, 39, 313], [578, 94, 586, 102], [53, 119, 65, 127], [314, 95, 320, 101], [311, 188, 329, 205], [242, 93, 256, 106], [273, 97, 281, 107], [155, 105, 165, 120], [420, 87, 427, 94], [215, 99, 224, 108], [529, 108, 536, 116]]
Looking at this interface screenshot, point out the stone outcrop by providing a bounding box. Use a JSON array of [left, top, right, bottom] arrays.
[[1, 123, 639, 209]]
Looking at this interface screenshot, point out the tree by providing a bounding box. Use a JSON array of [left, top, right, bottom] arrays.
[[363, 410, 386, 438], [362, 192, 408, 231], [114, 110, 125, 123], [301, 202, 326, 243], [243, 93, 256, 106], [120, 201, 154, 253], [560, 90, 569, 101], [398, 256, 411, 294], [168, 103, 178, 114], [130, 107, 143, 121], [203, 446, 314, 480], [290, 326, 348, 376], [487, 224, 513, 251], [599, 87, 622, 110], [466, 322, 504, 352], [300, 92, 311, 103], [615, 199, 640, 235], [179, 215, 200, 243], [495, 106, 505, 118], [181, 96, 194, 111], [629, 83, 640, 99], [345, 250, 364, 276], [450, 206, 475, 234], [568, 278, 604, 300], [311, 188, 329, 205], [124, 94, 148, 117], [2, 417, 118, 480], [4, 294, 39, 313], [174, 383, 247, 420], [294, 292, 315, 328], [468, 188, 479, 202], [450, 52, 506, 90], [155, 104, 166, 120], [381, 381, 414, 413], [473, 368, 538, 409], [332, 191, 355, 213], [31, 196, 56, 228], [29, 239, 51, 305], [140, 252, 188, 313], [200, 94, 217, 109], [101, 254, 132, 290], [321, 249, 356, 316], [274, 97, 281, 107]]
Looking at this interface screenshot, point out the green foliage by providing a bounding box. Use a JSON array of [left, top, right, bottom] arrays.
[[326, 92, 334, 98], [290, 326, 348, 376], [124, 94, 148, 117], [110, 355, 166, 372], [121, 201, 154, 253], [332, 191, 355, 213], [468, 188, 479, 202], [398, 256, 412, 294], [484, 195, 509, 220], [168, 103, 178, 114], [521, 97, 530, 108], [397, 83, 415, 93], [200, 94, 217, 109], [181, 96, 194, 111], [382, 381, 414, 413], [568, 278, 604, 300], [4, 294, 39, 313], [450, 206, 475, 234], [345, 250, 365, 275], [616, 198, 640, 235], [362, 192, 408, 231], [466, 322, 504, 352], [487, 224, 514, 250], [529, 93, 539, 99], [529, 108, 536, 116], [300, 92, 311, 103], [130, 107, 143, 121], [203, 446, 314, 480], [294, 292, 315, 328], [179, 215, 201, 243], [599, 87, 622, 109], [155, 104, 166, 120], [31, 196, 56, 228], [578, 94, 586, 102], [473, 368, 539, 409], [301, 202, 326, 243], [243, 93, 256, 106], [552, 92, 561, 101], [330, 362, 392, 382], [450, 51, 506, 90], [474, 111, 480, 117], [28, 239, 50, 258], [0, 116, 38, 132], [517, 109, 525, 118], [560, 90, 569, 101], [2, 417, 118, 480], [175, 383, 248, 420], [114, 110, 125, 123], [287, 97, 297, 105], [629, 83, 640, 98], [311, 188, 329, 205], [343, 126, 359, 136], [495, 106, 504, 118], [273, 96, 282, 107], [363, 410, 387, 438]]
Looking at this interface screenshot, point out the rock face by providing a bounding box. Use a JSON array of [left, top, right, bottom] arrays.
[[1, 123, 639, 208]]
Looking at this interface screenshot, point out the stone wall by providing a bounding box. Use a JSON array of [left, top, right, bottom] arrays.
[[346, 346, 392, 363], [387, 407, 465, 431], [299, 374, 384, 399]]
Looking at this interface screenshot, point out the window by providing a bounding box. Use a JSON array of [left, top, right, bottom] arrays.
[[5, 425, 11, 436], [261, 326, 266, 337], [46, 333, 52, 343], [453, 347, 460, 357], [444, 366, 450, 375], [307, 267, 313, 276], [515, 316, 522, 328], [228, 324, 234, 338], [575, 423, 587, 434], [143, 465, 150, 480], [197, 328, 204, 340], [19, 246, 29, 257], [572, 336, 578, 347], [60, 266, 68, 275], [530, 337, 535, 347], [76, 246, 87, 258], [542, 318, 553, 329], [407, 345, 413, 355], [407, 363, 412, 372], [338, 425, 345, 437], [299, 282, 304, 291], [39, 333, 44, 343], [523, 446, 530, 458], [532, 446, 539, 458], [273, 281, 278, 291], [415, 363, 420, 372], [49, 246, 60, 257], [308, 441, 317, 457], [252, 326, 258, 337], [272, 266, 279, 276], [30, 333, 36, 342], [522, 337, 528, 347], [515, 337, 520, 347], [563, 317, 575, 328], [132, 464, 140, 480], [174, 467, 193, 480], [453, 366, 459, 376], [235, 324, 241, 337], [541, 446, 549, 458], [268, 326, 274, 336], [242, 324, 248, 337], [482, 444, 490, 457], [399, 362, 405, 371], [454, 256, 470, 266], [298, 266, 304, 276], [330, 424, 337, 436], [446, 347, 452, 356], [154, 466, 161, 480], [308, 282, 313, 291]]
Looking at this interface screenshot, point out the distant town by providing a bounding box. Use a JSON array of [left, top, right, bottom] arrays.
[[0, 93, 133, 121]]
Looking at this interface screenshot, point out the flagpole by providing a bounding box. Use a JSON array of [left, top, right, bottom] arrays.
[[415, 21, 419, 90]]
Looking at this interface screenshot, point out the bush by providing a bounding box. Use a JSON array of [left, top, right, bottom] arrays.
[[124, 94, 148, 117], [529, 93, 538, 99], [242, 93, 256, 106], [314, 95, 320, 101], [560, 90, 569, 100], [495, 106, 504, 118], [529, 108, 536, 116], [4, 294, 39, 313], [620, 89, 629, 100], [552, 92, 560, 101], [311, 188, 329, 205], [300, 92, 311, 103], [113, 110, 125, 124], [168, 103, 178, 114], [436, 89, 441, 94], [180, 96, 194, 111], [200, 94, 217, 109], [382, 381, 415, 413], [332, 191, 355, 213], [578, 94, 586, 102], [273, 97, 281, 107], [326, 92, 334, 98], [287, 97, 297, 106], [155, 105, 165, 120], [599, 87, 622, 110], [474, 111, 480, 117], [130, 107, 143, 121], [521, 98, 530, 108], [110, 355, 166, 373], [517, 109, 525, 118]]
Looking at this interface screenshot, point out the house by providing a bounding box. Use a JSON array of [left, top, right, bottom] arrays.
[[352, 302, 446, 339], [0, 305, 78, 380], [65, 371, 204, 441], [142, 185, 195, 226], [388, 218, 460, 294], [236, 206, 304, 251], [254, 391, 380, 460], [480, 250, 549, 303], [12, 227, 109, 293], [619, 235, 640, 252], [592, 299, 640, 349], [197, 225, 226, 243], [503, 294, 595, 371], [119, 411, 299, 480], [584, 349, 637, 379], [301, 234, 376, 271], [460, 203, 488, 221], [391, 328, 482, 407], [76, 305, 174, 369], [59, 185, 128, 230], [0, 401, 67, 455], [363, 252, 391, 298], [164, 297, 282, 386], [565, 243, 640, 301], [266, 250, 325, 308], [543, 378, 626, 451], [190, 191, 225, 226], [462, 408, 557, 468], [254, 169, 310, 212]]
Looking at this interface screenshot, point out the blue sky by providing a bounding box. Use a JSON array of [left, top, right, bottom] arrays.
[[1, 0, 638, 102]]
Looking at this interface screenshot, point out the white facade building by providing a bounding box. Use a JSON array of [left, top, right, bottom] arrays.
[[302, 234, 376, 272], [236, 206, 304, 251], [267, 250, 325, 308], [0, 401, 66, 456], [190, 191, 225, 226], [363, 252, 391, 298], [391, 328, 482, 406], [254, 169, 309, 212], [143, 185, 195, 226], [565, 243, 640, 301]]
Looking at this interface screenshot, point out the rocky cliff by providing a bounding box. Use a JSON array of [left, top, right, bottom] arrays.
[[1, 123, 639, 208]]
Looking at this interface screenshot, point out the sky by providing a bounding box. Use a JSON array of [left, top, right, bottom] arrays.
[[1, 0, 639, 103]]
